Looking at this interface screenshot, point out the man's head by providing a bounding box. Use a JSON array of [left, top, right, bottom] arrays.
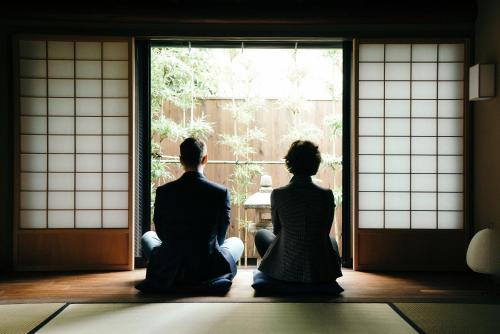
[[180, 137, 208, 171], [284, 140, 322, 176]]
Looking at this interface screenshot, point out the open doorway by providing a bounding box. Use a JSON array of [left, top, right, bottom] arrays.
[[136, 41, 350, 266]]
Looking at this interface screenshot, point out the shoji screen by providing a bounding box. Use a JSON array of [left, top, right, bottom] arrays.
[[354, 40, 468, 270], [15, 37, 133, 270]]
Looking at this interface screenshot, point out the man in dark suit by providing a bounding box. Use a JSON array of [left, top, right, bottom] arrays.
[[138, 137, 244, 291]]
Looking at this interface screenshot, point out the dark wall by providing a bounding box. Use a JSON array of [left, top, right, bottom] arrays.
[[0, 1, 477, 271]]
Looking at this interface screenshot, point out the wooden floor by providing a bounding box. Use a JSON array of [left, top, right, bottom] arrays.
[[0, 268, 498, 304]]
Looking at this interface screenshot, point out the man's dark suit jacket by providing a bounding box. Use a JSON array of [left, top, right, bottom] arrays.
[[145, 171, 236, 288]]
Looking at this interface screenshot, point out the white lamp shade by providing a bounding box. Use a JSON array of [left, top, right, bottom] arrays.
[[469, 64, 495, 101], [466, 228, 500, 274]]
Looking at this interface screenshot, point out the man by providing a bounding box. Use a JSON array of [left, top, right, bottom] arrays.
[[137, 137, 244, 291]]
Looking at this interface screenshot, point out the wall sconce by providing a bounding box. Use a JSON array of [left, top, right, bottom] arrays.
[[469, 64, 495, 101]]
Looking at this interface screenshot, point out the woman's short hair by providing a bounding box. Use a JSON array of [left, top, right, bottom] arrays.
[[284, 140, 322, 176]]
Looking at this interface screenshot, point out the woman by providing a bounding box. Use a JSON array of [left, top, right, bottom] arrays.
[[255, 140, 342, 283]]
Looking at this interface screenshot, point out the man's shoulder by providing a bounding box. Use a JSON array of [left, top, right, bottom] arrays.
[[200, 177, 228, 194]]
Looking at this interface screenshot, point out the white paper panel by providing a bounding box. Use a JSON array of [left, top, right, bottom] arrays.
[[20, 210, 46, 229], [103, 61, 128, 79], [48, 60, 74, 78], [103, 80, 128, 97], [48, 192, 74, 209], [438, 100, 463, 118], [358, 155, 384, 173], [412, 119, 436, 136], [76, 117, 102, 135], [412, 44, 437, 61], [75, 173, 101, 191], [76, 79, 102, 97], [438, 193, 463, 211], [385, 82, 410, 99], [385, 174, 410, 191], [47, 41, 74, 59], [438, 81, 464, 99], [48, 79, 74, 97], [359, 100, 383, 117], [411, 193, 436, 210], [19, 40, 46, 59], [76, 154, 102, 172], [49, 117, 74, 134], [75, 61, 101, 79], [385, 100, 410, 118], [48, 210, 74, 228], [412, 100, 436, 118], [103, 173, 128, 191], [103, 98, 128, 116], [411, 137, 436, 155], [411, 211, 436, 229], [385, 44, 411, 61], [385, 155, 410, 173], [359, 63, 384, 80], [359, 192, 384, 210], [358, 137, 384, 155], [103, 117, 128, 135], [21, 154, 47, 172], [48, 98, 74, 116], [411, 63, 437, 80], [20, 191, 46, 209], [76, 136, 101, 153], [438, 156, 463, 173], [48, 173, 74, 191], [20, 60, 46, 78], [359, 81, 384, 99], [103, 192, 128, 209], [359, 174, 384, 191], [412, 156, 437, 173], [438, 44, 464, 62], [103, 210, 128, 228], [438, 119, 463, 136], [21, 97, 46, 115], [385, 211, 410, 229], [75, 42, 101, 60], [385, 192, 410, 210], [359, 44, 384, 62], [385, 137, 410, 154], [20, 173, 46, 191], [48, 154, 74, 172], [386, 119, 410, 136], [103, 136, 128, 154], [103, 155, 129, 172], [21, 116, 46, 134], [412, 174, 436, 192], [438, 174, 463, 192], [20, 79, 46, 97], [76, 192, 101, 209], [76, 98, 101, 116], [438, 211, 463, 229], [359, 211, 384, 228], [385, 63, 410, 80], [21, 135, 47, 153], [75, 210, 101, 228], [412, 81, 437, 99], [437, 137, 463, 155], [359, 118, 383, 136], [438, 63, 464, 80], [103, 42, 128, 60]]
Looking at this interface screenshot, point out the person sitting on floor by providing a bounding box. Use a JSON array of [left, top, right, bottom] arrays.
[[254, 140, 342, 284], [137, 137, 244, 292]]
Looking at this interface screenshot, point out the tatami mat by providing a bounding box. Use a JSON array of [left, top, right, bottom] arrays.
[[37, 303, 416, 334], [0, 303, 64, 334], [395, 303, 500, 334]]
